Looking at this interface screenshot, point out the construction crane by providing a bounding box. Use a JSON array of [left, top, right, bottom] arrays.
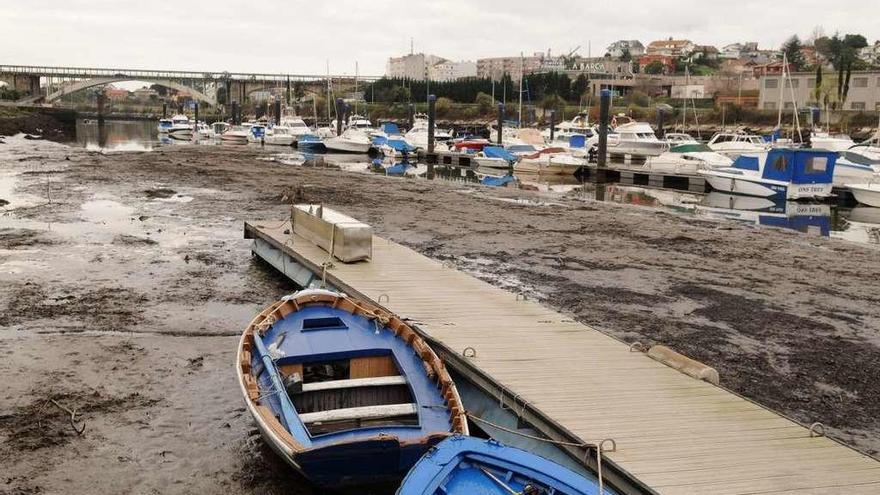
[[562, 46, 581, 70]]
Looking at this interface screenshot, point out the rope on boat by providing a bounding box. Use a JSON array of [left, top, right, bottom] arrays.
[[466, 413, 615, 494]]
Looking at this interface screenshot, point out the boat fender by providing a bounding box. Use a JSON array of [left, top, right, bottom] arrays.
[[647, 345, 720, 385]]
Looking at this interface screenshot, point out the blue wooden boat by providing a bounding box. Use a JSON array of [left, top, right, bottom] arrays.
[[398, 436, 604, 495], [237, 289, 468, 488]]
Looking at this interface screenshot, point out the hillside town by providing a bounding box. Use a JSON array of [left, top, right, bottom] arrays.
[[385, 33, 880, 113]]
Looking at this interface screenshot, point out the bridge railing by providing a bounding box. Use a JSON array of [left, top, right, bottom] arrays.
[[0, 65, 380, 83]]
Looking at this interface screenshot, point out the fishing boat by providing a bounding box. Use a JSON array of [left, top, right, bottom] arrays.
[[847, 183, 880, 208], [397, 436, 602, 495], [643, 143, 732, 174], [237, 289, 468, 488], [220, 124, 250, 144], [167, 114, 193, 139], [474, 146, 518, 169], [707, 132, 770, 158], [516, 147, 586, 175], [699, 148, 837, 199], [324, 127, 372, 153], [157, 118, 173, 134], [264, 126, 296, 146]]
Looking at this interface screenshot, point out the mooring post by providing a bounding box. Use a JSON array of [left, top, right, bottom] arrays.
[[96, 92, 105, 125], [408, 103, 415, 131], [497, 103, 505, 145], [336, 98, 344, 136], [231, 101, 238, 125], [194, 102, 199, 126], [598, 89, 611, 169], [274, 99, 282, 125], [427, 94, 437, 154], [549, 110, 556, 142], [162, 102, 167, 119], [656, 109, 665, 140]]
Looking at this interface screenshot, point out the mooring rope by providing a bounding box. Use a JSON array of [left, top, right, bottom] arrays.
[[466, 413, 613, 494]]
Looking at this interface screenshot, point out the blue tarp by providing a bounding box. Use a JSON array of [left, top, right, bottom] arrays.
[[569, 135, 587, 148], [483, 146, 517, 162], [385, 163, 412, 175], [386, 139, 417, 153], [382, 123, 402, 136], [761, 149, 836, 184], [372, 135, 388, 146], [481, 175, 516, 187]]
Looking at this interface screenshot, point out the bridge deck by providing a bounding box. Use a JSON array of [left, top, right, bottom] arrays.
[[245, 220, 880, 495]]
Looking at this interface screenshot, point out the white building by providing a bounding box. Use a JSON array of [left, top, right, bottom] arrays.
[[758, 71, 880, 111], [386, 53, 477, 81], [607, 40, 645, 58]]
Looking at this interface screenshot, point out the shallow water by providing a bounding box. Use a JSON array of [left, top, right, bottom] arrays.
[[67, 120, 880, 247]]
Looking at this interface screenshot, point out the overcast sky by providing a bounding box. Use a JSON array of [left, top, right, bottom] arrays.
[[3, 0, 877, 77]]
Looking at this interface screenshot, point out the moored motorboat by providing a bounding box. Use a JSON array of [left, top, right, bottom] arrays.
[[157, 118, 173, 134], [264, 126, 296, 146], [515, 147, 586, 175], [474, 146, 518, 169], [237, 289, 468, 488], [810, 129, 855, 152], [847, 183, 880, 208], [602, 119, 668, 157], [707, 132, 770, 158], [247, 124, 268, 144], [325, 127, 372, 153], [295, 134, 327, 153], [665, 132, 699, 146], [700, 148, 837, 199], [833, 149, 880, 186], [397, 436, 602, 495], [194, 122, 214, 140], [220, 124, 250, 144], [167, 114, 193, 139], [643, 143, 732, 174]]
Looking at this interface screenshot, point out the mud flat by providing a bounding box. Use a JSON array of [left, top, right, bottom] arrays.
[[1, 137, 879, 494]]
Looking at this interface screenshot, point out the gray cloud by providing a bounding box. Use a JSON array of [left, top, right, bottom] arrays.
[[1, 0, 876, 75]]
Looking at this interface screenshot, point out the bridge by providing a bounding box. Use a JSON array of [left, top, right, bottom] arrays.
[[0, 64, 381, 107]]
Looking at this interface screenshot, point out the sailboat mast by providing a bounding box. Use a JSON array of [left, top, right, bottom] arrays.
[[776, 53, 785, 131], [518, 52, 524, 126], [355, 61, 359, 115], [326, 60, 331, 125]]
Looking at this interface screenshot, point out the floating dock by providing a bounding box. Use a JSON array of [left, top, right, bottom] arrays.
[[245, 220, 880, 495]]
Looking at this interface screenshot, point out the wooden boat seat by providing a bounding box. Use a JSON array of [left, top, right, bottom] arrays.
[[299, 403, 418, 424], [298, 376, 407, 394]]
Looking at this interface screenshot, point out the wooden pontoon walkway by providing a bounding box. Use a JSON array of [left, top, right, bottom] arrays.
[[245, 220, 880, 495]]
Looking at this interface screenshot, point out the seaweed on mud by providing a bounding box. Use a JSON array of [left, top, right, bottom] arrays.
[[0, 228, 60, 249]]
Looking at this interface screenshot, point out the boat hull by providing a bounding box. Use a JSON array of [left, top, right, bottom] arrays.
[[703, 173, 832, 199], [264, 135, 295, 146], [516, 159, 583, 175], [849, 185, 880, 208], [324, 139, 371, 153]]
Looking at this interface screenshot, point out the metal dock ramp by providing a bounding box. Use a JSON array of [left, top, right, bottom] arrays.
[[245, 220, 880, 495]]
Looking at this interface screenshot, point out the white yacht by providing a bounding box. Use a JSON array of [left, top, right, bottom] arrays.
[[833, 149, 880, 186], [324, 127, 372, 153], [264, 126, 295, 146], [847, 183, 880, 208], [707, 132, 770, 158], [700, 148, 837, 199], [604, 120, 668, 157], [809, 128, 855, 152], [515, 147, 586, 175], [194, 121, 214, 140], [542, 112, 595, 147], [220, 124, 250, 144], [246, 124, 268, 143], [404, 114, 453, 150], [644, 143, 733, 175], [157, 118, 173, 134], [280, 116, 314, 139], [665, 132, 700, 146], [167, 114, 193, 139]]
